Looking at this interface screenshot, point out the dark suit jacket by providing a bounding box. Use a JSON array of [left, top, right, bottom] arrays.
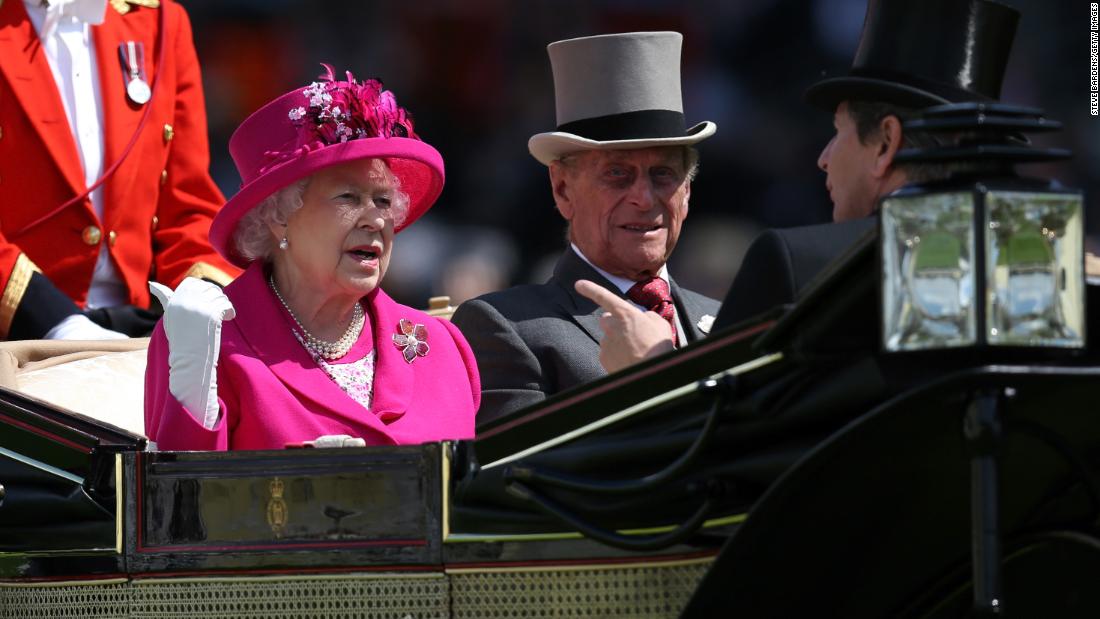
[[714, 217, 875, 331], [452, 248, 720, 426]]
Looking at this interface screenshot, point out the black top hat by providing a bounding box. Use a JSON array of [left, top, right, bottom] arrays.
[[805, 0, 1020, 111]]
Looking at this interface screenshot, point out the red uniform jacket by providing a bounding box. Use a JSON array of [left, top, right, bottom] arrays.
[[0, 0, 239, 338]]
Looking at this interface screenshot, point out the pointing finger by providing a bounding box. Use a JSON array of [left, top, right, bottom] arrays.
[[575, 280, 635, 314]]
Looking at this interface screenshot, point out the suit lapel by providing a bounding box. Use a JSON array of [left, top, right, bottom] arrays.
[[548, 247, 622, 345], [0, 0, 85, 197], [227, 263, 403, 440], [571, 301, 604, 344], [669, 277, 708, 342]]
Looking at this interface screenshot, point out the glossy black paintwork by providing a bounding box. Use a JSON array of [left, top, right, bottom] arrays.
[[127, 446, 442, 573]]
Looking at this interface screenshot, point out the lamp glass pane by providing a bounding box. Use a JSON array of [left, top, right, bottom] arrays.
[[984, 191, 1085, 347], [881, 192, 976, 351]]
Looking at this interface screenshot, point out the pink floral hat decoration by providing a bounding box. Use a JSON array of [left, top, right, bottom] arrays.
[[210, 64, 445, 267]]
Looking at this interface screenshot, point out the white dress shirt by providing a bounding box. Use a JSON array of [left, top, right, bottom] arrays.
[[24, 0, 128, 309], [571, 243, 687, 345]]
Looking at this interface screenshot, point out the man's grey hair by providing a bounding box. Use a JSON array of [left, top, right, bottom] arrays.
[[846, 100, 991, 183], [556, 146, 701, 182], [233, 161, 411, 263]]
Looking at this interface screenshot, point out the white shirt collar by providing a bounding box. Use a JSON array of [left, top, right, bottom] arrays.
[[570, 243, 671, 296], [25, 0, 107, 39]]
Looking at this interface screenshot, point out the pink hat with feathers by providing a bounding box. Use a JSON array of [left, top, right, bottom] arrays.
[[210, 64, 444, 267]]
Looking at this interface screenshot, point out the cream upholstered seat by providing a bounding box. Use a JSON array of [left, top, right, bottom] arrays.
[[0, 338, 149, 437]]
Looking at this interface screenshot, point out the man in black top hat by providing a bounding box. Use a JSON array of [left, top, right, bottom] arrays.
[[452, 32, 721, 425], [712, 0, 1020, 329], [576, 0, 1023, 372]]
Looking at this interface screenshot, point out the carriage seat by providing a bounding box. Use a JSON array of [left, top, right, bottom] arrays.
[[0, 338, 149, 437]]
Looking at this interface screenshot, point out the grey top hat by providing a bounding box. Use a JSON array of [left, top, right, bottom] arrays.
[[528, 31, 717, 166]]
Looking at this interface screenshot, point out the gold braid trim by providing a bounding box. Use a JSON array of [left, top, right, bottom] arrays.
[[0, 254, 42, 339], [109, 0, 160, 15], [183, 262, 236, 287]]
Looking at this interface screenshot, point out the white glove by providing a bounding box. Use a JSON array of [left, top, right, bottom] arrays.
[[305, 435, 367, 448], [149, 278, 235, 430], [44, 314, 128, 340]]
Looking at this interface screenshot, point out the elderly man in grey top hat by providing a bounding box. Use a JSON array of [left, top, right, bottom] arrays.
[[451, 31, 721, 425]]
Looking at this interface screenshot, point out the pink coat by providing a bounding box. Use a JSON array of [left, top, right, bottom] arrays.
[[144, 262, 480, 450]]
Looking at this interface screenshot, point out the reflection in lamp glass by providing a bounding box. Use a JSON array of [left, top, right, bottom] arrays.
[[881, 192, 976, 351], [985, 191, 1084, 347]]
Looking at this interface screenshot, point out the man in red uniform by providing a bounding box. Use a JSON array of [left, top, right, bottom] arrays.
[[0, 0, 239, 340]]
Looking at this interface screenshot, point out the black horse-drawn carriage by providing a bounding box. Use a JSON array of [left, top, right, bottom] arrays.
[[2, 103, 1099, 619]]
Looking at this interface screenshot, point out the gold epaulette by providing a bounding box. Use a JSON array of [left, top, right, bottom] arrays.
[[183, 262, 237, 288], [109, 0, 161, 15], [0, 254, 42, 339]]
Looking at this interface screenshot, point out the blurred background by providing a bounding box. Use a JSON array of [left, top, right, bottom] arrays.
[[184, 0, 1095, 308]]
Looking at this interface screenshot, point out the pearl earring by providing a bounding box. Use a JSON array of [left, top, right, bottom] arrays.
[[278, 237, 289, 250]]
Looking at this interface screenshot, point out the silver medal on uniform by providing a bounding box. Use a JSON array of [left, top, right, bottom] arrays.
[[120, 40, 150, 105], [127, 76, 151, 105]]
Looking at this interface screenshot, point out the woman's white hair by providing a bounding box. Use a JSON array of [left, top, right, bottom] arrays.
[[233, 159, 411, 263]]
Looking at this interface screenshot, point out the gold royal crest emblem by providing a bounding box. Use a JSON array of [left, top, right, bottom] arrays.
[[266, 478, 288, 538]]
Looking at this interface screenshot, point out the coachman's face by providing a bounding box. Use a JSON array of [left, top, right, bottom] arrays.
[[552, 147, 692, 281], [817, 101, 882, 222]]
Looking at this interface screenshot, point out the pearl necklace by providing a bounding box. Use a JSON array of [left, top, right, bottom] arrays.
[[269, 275, 364, 360]]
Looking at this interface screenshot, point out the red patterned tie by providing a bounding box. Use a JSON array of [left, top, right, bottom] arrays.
[[626, 277, 678, 346]]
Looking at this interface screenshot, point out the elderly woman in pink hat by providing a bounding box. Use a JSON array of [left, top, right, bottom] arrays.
[[144, 66, 480, 451]]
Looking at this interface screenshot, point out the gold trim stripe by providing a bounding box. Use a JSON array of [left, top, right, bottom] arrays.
[[481, 352, 785, 470], [115, 454, 124, 554], [0, 578, 129, 588], [445, 554, 717, 575], [441, 442, 452, 541], [0, 254, 41, 339], [0, 572, 449, 588], [183, 262, 236, 287], [443, 513, 746, 544], [130, 573, 446, 585]]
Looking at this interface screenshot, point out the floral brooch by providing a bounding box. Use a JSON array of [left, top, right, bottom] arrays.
[[392, 319, 429, 364]]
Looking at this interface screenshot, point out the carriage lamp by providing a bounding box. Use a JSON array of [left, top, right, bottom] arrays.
[[879, 103, 1084, 353]]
